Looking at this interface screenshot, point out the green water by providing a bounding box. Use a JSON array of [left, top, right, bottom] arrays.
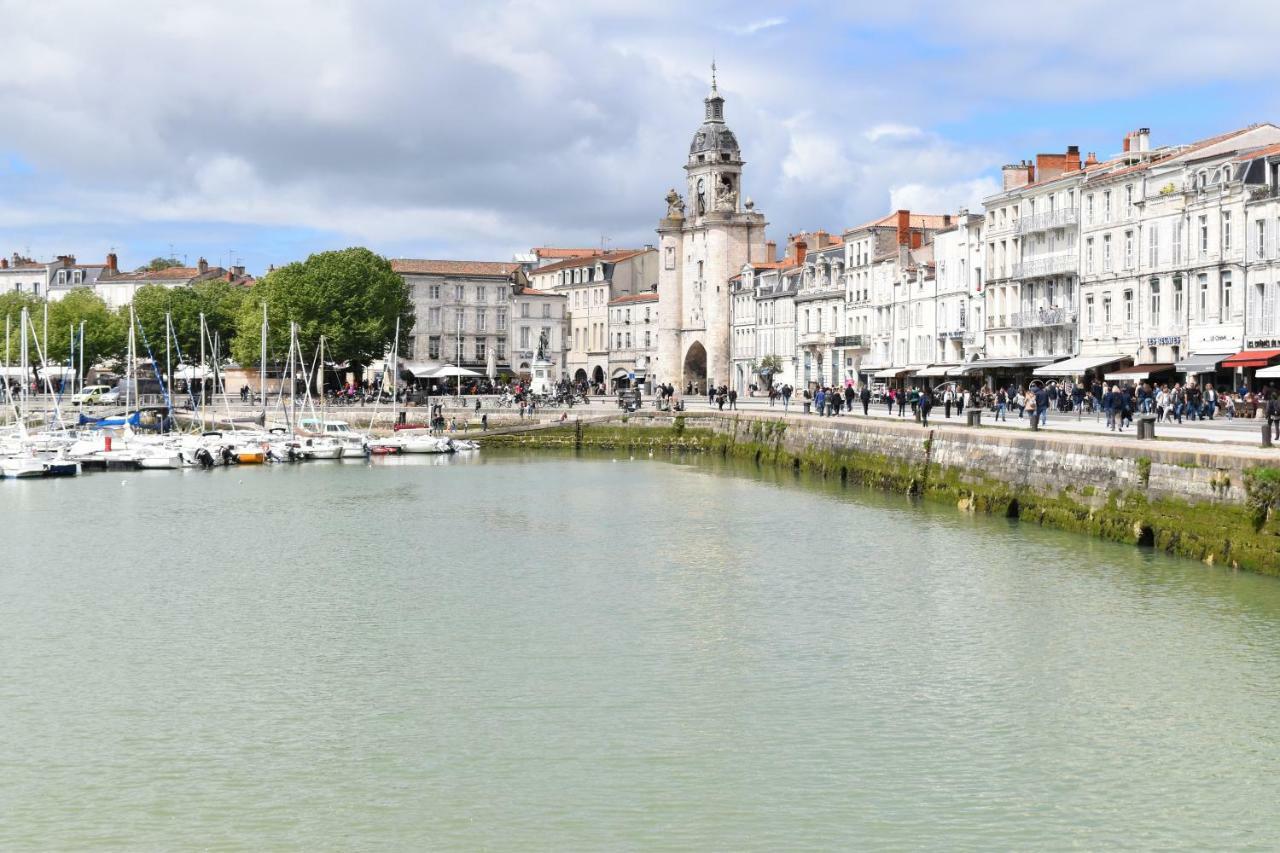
[[2, 452, 1280, 850]]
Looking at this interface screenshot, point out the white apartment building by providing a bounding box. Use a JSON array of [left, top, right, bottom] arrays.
[[842, 211, 949, 386], [528, 248, 657, 388], [740, 259, 800, 391], [1077, 123, 1280, 386], [793, 234, 846, 388], [922, 211, 985, 382], [1243, 145, 1280, 361], [607, 291, 659, 391], [981, 146, 1084, 385]]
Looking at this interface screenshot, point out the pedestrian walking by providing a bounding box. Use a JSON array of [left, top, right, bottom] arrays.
[[860, 384, 871, 416], [919, 389, 933, 427]]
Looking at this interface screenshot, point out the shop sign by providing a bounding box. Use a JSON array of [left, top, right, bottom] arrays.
[[1146, 335, 1182, 347], [1245, 338, 1280, 349]]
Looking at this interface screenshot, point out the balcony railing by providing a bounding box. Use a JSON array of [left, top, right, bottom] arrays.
[[1015, 208, 1078, 235], [833, 334, 867, 347], [1011, 307, 1078, 327], [1012, 252, 1078, 279], [798, 330, 834, 347]]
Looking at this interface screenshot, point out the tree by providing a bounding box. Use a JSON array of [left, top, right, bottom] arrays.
[[46, 289, 126, 370], [135, 257, 183, 273], [231, 248, 413, 374], [0, 291, 44, 364], [130, 281, 247, 365], [756, 354, 785, 388]]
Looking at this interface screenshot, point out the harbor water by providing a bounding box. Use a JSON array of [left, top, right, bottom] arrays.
[[3, 452, 1280, 850]]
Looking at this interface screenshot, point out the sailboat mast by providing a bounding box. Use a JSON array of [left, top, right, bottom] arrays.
[[78, 321, 85, 396], [260, 302, 268, 418]]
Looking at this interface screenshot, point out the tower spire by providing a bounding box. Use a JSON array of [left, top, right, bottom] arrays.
[[711, 57, 717, 93]]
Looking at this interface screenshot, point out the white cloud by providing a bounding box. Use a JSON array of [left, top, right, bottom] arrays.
[[864, 124, 924, 143], [890, 178, 1000, 216], [726, 17, 787, 36]]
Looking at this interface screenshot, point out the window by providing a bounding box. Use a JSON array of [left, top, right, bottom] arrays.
[[1173, 219, 1183, 264], [1103, 294, 1113, 325], [1125, 184, 1134, 217], [1124, 230, 1134, 269], [542, 303, 551, 319], [57, 270, 67, 285], [73, 270, 84, 284], [454, 285, 464, 301], [496, 339, 506, 360], [476, 310, 486, 332], [1222, 212, 1232, 253], [519, 327, 530, 348], [1086, 237, 1095, 272], [475, 339, 486, 361], [1257, 220, 1267, 259], [1123, 289, 1134, 323], [1199, 215, 1209, 255], [428, 307, 441, 327], [1220, 271, 1233, 321], [1148, 225, 1159, 267], [496, 310, 507, 331], [644, 331, 651, 348], [1103, 234, 1113, 271], [430, 284, 442, 300], [1087, 194, 1095, 224], [477, 286, 487, 302], [520, 303, 530, 318], [1103, 190, 1112, 222], [1085, 294, 1095, 329], [428, 336, 441, 359], [1149, 279, 1161, 326], [1197, 273, 1208, 321], [1173, 276, 1184, 320]]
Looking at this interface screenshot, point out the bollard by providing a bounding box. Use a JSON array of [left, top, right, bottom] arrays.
[[1029, 413, 1039, 431], [966, 408, 982, 428], [1264, 421, 1274, 449]]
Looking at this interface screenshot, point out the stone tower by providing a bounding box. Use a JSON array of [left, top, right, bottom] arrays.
[[656, 67, 768, 393]]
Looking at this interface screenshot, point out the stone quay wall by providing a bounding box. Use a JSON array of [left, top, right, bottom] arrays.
[[482, 410, 1280, 576]]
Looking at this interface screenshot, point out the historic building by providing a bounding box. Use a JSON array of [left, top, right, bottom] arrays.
[[527, 248, 656, 388], [606, 291, 659, 391], [1, 252, 115, 302], [925, 210, 985, 377], [656, 70, 769, 393], [392, 258, 527, 378]]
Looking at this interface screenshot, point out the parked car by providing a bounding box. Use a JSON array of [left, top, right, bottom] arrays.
[[71, 385, 112, 405]]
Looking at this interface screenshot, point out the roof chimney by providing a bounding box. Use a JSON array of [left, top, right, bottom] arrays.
[[106, 252, 118, 273], [1066, 145, 1081, 171], [896, 210, 911, 246], [1002, 161, 1034, 190], [793, 238, 808, 266], [1085, 151, 1099, 167], [0, 258, 7, 270], [197, 257, 208, 274], [765, 240, 777, 262], [943, 213, 952, 227]]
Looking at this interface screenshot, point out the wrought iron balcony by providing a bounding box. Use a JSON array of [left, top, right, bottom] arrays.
[[1012, 252, 1078, 279], [1011, 307, 1078, 327], [1015, 208, 1078, 235], [833, 334, 867, 347]]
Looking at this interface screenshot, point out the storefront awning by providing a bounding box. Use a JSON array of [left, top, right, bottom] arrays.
[[915, 364, 959, 377], [1033, 353, 1127, 377], [1105, 363, 1175, 381], [1175, 353, 1226, 374], [873, 367, 907, 379], [1220, 349, 1280, 370], [967, 356, 1058, 370], [1256, 365, 1280, 379]]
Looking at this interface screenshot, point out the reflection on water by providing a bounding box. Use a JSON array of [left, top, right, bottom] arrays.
[[2, 449, 1279, 850]]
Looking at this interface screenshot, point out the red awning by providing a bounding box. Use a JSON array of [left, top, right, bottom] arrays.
[[1220, 349, 1280, 370]]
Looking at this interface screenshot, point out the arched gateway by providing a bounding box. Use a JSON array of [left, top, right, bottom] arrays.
[[683, 341, 707, 393]]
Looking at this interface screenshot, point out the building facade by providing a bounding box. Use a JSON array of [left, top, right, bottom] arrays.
[[527, 248, 656, 388], [606, 291, 659, 391]]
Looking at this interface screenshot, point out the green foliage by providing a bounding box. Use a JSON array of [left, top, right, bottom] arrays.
[[1136, 456, 1152, 488], [136, 257, 183, 273], [46, 289, 126, 368], [230, 247, 413, 370], [0, 291, 44, 363], [672, 415, 686, 436], [757, 354, 785, 386], [1243, 467, 1280, 531], [131, 280, 247, 363]]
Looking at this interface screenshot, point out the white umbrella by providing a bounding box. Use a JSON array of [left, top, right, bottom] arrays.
[[425, 364, 482, 379], [486, 347, 497, 381], [173, 364, 212, 380]]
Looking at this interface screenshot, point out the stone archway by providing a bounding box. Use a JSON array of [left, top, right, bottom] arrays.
[[573, 368, 588, 384], [591, 365, 605, 387], [682, 341, 707, 393]]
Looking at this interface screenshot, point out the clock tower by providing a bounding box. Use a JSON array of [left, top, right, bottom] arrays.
[[656, 67, 768, 393]]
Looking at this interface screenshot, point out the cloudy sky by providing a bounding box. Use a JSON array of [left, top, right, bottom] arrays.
[[2, 0, 1279, 273]]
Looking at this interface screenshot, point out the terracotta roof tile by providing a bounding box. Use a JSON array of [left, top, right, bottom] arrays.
[[608, 292, 659, 305], [531, 247, 604, 260], [390, 259, 522, 277], [528, 249, 649, 275], [513, 286, 563, 298]]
